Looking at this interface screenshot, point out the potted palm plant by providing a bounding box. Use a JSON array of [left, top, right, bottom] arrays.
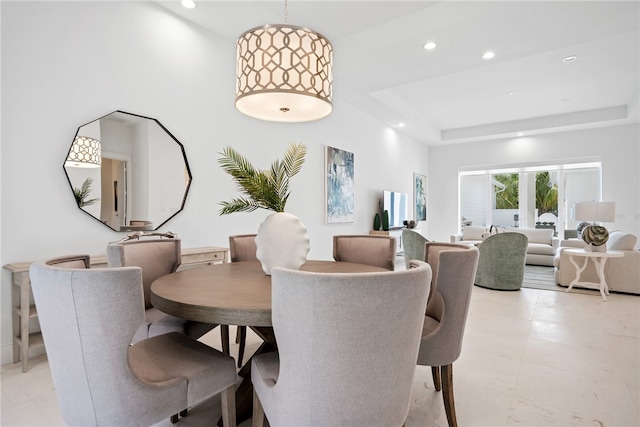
[[218, 143, 310, 274]]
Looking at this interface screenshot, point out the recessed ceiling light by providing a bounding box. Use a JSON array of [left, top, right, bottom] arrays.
[[181, 0, 196, 9], [517, 132, 524, 136], [507, 91, 515, 96], [423, 41, 437, 50], [398, 123, 405, 128], [562, 55, 578, 62], [482, 51, 495, 60], [561, 98, 570, 102]]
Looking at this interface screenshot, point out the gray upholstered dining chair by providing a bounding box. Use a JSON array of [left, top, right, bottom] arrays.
[[29, 255, 238, 427], [418, 242, 479, 427], [402, 228, 430, 268], [474, 232, 528, 290], [228, 234, 258, 368], [107, 238, 221, 346], [332, 234, 396, 270], [251, 261, 432, 427]]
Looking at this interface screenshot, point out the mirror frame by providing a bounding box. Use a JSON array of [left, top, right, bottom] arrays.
[[63, 110, 192, 232]]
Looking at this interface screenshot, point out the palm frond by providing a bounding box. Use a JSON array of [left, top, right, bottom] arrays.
[[73, 177, 99, 207], [218, 143, 307, 215]]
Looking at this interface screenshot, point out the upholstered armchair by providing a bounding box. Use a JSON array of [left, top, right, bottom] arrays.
[[332, 234, 396, 270], [29, 256, 238, 427], [402, 228, 430, 268], [251, 262, 431, 427], [554, 231, 640, 294], [474, 232, 528, 290]]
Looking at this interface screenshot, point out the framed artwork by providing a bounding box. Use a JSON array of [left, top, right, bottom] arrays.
[[414, 173, 427, 221], [325, 146, 355, 223]]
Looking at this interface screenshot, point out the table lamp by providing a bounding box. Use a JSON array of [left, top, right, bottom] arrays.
[[574, 202, 616, 252]]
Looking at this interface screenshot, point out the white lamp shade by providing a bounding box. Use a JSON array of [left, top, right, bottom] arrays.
[[574, 202, 615, 222]]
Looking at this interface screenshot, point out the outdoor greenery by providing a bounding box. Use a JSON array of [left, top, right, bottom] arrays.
[[494, 173, 519, 209], [535, 171, 558, 215], [494, 172, 558, 214], [218, 143, 307, 214]]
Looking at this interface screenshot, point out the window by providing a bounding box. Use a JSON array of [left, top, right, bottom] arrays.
[[459, 162, 601, 237]]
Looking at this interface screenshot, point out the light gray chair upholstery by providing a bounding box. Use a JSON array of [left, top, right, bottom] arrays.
[[228, 234, 258, 368], [251, 261, 432, 427], [402, 228, 430, 268], [418, 242, 479, 427], [29, 255, 238, 427], [107, 238, 219, 345], [332, 234, 396, 270], [474, 232, 528, 290]]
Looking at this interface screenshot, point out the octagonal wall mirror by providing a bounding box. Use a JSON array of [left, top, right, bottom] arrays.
[[63, 111, 192, 232]]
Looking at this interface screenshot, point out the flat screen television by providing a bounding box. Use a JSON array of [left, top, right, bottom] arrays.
[[383, 190, 409, 228]]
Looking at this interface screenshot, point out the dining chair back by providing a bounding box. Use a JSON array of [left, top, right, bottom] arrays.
[[107, 238, 216, 343], [229, 234, 258, 262], [251, 261, 432, 427], [29, 256, 237, 427], [228, 233, 258, 367], [418, 242, 479, 427], [332, 234, 396, 270]]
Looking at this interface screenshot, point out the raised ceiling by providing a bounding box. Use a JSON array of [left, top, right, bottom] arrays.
[[156, 1, 639, 145]]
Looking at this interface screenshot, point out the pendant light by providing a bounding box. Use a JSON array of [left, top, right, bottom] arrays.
[[235, 0, 333, 122], [65, 135, 102, 168]]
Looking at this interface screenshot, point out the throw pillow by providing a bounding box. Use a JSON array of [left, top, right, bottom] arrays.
[[606, 231, 637, 251]]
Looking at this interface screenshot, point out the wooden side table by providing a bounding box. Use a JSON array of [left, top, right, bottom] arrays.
[[564, 248, 623, 301], [3, 246, 228, 372]]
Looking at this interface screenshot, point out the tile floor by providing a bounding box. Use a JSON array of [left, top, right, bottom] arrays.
[[2, 286, 639, 426]]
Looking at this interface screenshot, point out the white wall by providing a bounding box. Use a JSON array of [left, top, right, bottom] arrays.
[[0, 2, 428, 364], [428, 124, 640, 243]]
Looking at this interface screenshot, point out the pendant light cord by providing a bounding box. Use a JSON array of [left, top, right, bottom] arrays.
[[283, 0, 288, 24]]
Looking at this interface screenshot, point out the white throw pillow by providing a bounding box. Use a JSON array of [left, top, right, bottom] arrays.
[[607, 231, 637, 251]]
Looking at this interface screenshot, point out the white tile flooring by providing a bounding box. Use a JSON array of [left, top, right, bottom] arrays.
[[2, 286, 639, 426]]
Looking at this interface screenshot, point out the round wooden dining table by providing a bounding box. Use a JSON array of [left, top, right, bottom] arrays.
[[150, 260, 387, 424]]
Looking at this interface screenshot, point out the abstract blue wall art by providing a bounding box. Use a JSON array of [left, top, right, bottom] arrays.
[[414, 173, 427, 221], [326, 146, 355, 223]]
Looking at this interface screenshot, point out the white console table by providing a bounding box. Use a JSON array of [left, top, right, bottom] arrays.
[[3, 246, 229, 372]]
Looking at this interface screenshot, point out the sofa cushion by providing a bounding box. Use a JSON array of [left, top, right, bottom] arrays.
[[505, 227, 553, 244], [607, 231, 637, 251], [462, 226, 486, 241], [527, 242, 556, 256]]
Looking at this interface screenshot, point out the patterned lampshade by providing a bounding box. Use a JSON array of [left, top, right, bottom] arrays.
[[235, 23, 333, 122], [65, 135, 101, 168]]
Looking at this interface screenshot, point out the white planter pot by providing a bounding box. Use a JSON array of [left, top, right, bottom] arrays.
[[255, 212, 310, 275]]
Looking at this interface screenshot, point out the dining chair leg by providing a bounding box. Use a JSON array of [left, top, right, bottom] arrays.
[[221, 384, 237, 427], [235, 326, 242, 343], [221, 325, 230, 355], [441, 364, 458, 427], [252, 388, 265, 427], [237, 326, 247, 368], [431, 366, 442, 391]]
